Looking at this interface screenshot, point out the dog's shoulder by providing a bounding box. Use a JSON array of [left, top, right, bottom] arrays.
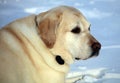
[[1, 14, 36, 31]]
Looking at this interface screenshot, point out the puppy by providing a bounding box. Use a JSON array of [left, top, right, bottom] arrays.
[[0, 6, 101, 83]]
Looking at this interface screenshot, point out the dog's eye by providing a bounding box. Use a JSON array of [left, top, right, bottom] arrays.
[[88, 27, 90, 31], [71, 26, 81, 34], [88, 25, 91, 31]]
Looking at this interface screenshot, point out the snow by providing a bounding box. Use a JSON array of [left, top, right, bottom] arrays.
[[66, 68, 120, 83]]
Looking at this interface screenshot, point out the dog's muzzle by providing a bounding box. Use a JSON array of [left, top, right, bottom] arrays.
[[75, 41, 101, 60], [90, 42, 101, 57]]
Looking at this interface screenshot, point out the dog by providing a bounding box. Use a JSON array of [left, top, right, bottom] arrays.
[[0, 6, 101, 83]]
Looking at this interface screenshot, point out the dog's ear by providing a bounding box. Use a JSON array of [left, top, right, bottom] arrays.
[[37, 11, 62, 48]]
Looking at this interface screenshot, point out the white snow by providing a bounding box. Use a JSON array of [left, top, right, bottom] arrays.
[[103, 73, 120, 79], [66, 67, 120, 83]]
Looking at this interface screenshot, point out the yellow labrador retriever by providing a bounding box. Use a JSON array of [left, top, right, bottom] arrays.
[[0, 6, 101, 83]]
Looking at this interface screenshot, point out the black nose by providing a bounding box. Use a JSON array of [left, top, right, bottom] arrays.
[[91, 42, 101, 57]]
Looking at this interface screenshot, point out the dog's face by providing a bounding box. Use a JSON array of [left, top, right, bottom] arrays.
[[37, 6, 101, 64]]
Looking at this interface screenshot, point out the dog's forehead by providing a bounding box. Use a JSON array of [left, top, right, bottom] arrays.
[[61, 10, 90, 29], [47, 6, 90, 29], [71, 11, 90, 28]]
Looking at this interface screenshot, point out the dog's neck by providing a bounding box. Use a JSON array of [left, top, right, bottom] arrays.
[[33, 15, 69, 73]]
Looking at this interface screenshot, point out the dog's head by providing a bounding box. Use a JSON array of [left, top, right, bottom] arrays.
[[37, 6, 101, 64]]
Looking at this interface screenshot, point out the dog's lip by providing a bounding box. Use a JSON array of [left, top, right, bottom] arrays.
[[75, 57, 92, 60], [75, 57, 89, 60], [75, 51, 100, 60], [75, 57, 81, 60], [75, 57, 88, 60]]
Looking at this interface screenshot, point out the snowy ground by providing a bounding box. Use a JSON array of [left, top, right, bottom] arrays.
[[67, 68, 120, 83], [0, 0, 120, 83]]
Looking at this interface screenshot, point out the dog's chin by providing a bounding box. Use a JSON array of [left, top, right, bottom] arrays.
[[75, 54, 99, 60], [75, 55, 91, 60], [75, 57, 91, 60], [75, 57, 81, 60], [75, 57, 88, 60]]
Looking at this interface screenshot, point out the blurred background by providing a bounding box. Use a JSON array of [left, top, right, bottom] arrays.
[[0, 0, 120, 83]]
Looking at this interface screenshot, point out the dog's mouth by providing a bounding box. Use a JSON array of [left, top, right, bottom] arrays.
[[75, 51, 100, 61], [75, 57, 81, 60], [75, 42, 101, 61], [75, 57, 88, 60]]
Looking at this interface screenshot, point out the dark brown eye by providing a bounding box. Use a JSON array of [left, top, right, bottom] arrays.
[[71, 26, 81, 34], [88, 27, 90, 31], [88, 24, 91, 31]]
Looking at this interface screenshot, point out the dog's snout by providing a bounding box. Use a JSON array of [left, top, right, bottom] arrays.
[[90, 42, 101, 57], [92, 42, 101, 52]]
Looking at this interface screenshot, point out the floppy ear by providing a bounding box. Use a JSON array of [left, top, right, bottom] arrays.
[[37, 12, 62, 48]]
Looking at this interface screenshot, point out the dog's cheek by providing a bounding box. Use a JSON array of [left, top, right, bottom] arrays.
[[65, 33, 79, 58], [77, 36, 92, 59]]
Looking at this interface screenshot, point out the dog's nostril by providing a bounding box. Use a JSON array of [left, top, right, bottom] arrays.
[[92, 42, 101, 51]]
